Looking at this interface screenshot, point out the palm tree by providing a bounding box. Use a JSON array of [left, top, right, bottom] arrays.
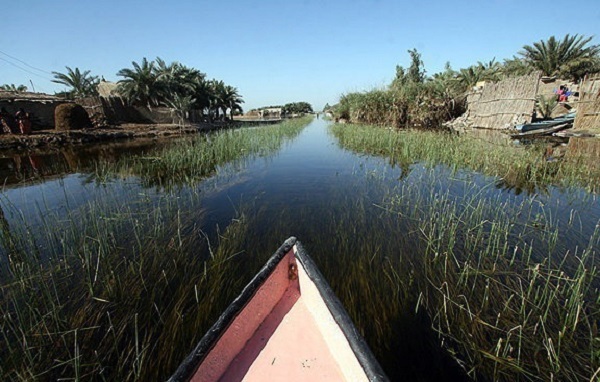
[[429, 62, 461, 96], [207, 80, 227, 121], [116, 58, 161, 108], [222, 85, 244, 120], [456, 65, 486, 89], [519, 34, 600, 80], [501, 56, 534, 78], [51, 67, 99, 98], [0, 84, 28, 92], [153, 58, 207, 107], [165, 93, 196, 126], [476, 58, 502, 82]]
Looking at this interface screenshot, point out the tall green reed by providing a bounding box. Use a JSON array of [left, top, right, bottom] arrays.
[[330, 122, 600, 381], [331, 123, 600, 193], [0, 117, 312, 381]]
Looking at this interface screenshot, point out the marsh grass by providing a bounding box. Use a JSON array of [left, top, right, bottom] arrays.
[[0, 117, 312, 381], [330, 123, 600, 381], [94, 116, 312, 190], [385, 172, 599, 381], [331, 123, 600, 194], [0, 186, 257, 381]]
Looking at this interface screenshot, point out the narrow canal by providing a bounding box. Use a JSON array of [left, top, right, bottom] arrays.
[[1, 117, 599, 381]]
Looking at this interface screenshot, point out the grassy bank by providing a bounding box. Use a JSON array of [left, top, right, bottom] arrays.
[[330, 122, 600, 381]]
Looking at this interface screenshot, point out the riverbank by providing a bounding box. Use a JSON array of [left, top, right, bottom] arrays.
[[0, 119, 283, 151]]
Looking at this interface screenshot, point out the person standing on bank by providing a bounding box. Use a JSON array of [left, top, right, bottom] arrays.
[[15, 108, 32, 135], [0, 108, 13, 134]]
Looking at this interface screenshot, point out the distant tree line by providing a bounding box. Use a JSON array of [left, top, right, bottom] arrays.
[[250, 102, 314, 116], [1, 84, 29, 92], [50, 57, 243, 122], [282, 102, 313, 115], [333, 34, 600, 128]]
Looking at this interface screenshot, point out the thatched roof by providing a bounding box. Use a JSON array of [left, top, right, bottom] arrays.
[[0, 91, 63, 103], [97, 81, 119, 98]]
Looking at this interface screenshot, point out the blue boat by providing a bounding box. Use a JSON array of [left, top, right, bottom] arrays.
[[514, 112, 576, 133]]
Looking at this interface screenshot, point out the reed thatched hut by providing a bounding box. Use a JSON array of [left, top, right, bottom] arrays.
[[0, 91, 68, 129], [465, 72, 541, 129], [573, 75, 600, 131]]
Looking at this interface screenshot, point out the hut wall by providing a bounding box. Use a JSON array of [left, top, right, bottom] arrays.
[[78, 97, 206, 126], [468, 72, 541, 129], [573, 76, 600, 130], [0, 98, 68, 130]]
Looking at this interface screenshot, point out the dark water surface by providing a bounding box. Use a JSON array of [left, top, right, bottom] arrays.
[[1, 118, 599, 381]]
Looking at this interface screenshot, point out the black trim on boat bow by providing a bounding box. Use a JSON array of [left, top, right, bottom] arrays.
[[168, 236, 389, 382]]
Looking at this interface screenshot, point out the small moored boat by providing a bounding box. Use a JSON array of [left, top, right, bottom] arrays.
[[510, 122, 572, 139], [511, 112, 576, 138], [169, 237, 388, 382]]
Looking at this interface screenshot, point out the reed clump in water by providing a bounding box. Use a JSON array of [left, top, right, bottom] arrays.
[[331, 122, 600, 193], [94, 116, 312, 189], [330, 122, 600, 381], [0, 117, 312, 381], [0, 189, 258, 381], [333, 50, 465, 128]]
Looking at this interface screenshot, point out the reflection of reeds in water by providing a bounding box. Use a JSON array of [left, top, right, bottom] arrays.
[[330, 123, 600, 381]]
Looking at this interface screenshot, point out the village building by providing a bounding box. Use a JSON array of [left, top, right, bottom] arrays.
[[0, 91, 68, 130]]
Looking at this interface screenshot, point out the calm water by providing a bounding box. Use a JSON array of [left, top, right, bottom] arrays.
[[1, 118, 599, 380]]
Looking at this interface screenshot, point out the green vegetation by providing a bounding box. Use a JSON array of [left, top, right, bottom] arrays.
[[333, 34, 600, 128], [331, 123, 600, 193], [335, 52, 465, 128], [95, 116, 312, 190], [520, 34, 600, 81], [248, 102, 314, 118], [116, 57, 243, 121], [329, 122, 600, 381], [384, 172, 599, 381], [282, 101, 313, 115], [0, 117, 311, 381], [0, 84, 28, 92], [52, 66, 100, 98], [536, 95, 558, 120], [0, 193, 253, 381], [50, 58, 244, 123]]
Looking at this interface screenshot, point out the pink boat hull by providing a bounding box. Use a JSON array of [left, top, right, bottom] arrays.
[[169, 237, 388, 382]]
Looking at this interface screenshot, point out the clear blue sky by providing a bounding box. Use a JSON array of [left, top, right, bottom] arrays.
[[2, 0, 599, 111]]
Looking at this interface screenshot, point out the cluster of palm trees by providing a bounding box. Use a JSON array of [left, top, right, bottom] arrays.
[[51, 57, 243, 122], [454, 34, 600, 88]]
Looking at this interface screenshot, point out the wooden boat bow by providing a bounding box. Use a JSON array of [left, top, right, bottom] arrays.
[[168, 237, 389, 382]]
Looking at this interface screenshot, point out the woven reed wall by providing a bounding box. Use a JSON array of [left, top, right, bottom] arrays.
[[565, 137, 600, 160], [573, 76, 600, 130], [469, 72, 541, 129]]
